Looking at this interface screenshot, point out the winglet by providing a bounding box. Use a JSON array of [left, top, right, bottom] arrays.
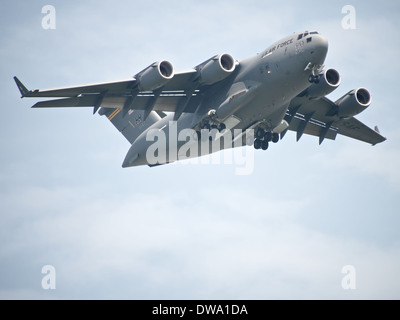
[[13, 76, 29, 98]]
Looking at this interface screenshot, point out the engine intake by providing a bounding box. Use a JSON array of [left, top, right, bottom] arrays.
[[200, 54, 236, 85], [336, 88, 371, 118], [138, 60, 174, 91], [307, 68, 341, 99]]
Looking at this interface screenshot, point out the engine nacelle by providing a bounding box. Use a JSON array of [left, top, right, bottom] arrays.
[[307, 68, 341, 99], [336, 88, 371, 118], [200, 54, 236, 85], [138, 60, 174, 91]]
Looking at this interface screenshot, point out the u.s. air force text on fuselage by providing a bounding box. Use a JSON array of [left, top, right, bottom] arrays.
[[263, 37, 294, 57], [14, 30, 386, 168]]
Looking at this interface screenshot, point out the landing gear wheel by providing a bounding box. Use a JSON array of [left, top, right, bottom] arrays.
[[308, 74, 321, 84], [261, 140, 269, 151], [217, 123, 226, 132], [264, 131, 272, 142], [256, 128, 265, 139], [254, 139, 262, 150], [272, 132, 280, 143]]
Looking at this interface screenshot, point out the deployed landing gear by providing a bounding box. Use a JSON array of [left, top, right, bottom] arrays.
[[254, 139, 262, 150], [200, 121, 226, 133], [272, 132, 279, 143], [264, 131, 272, 142], [218, 123, 226, 131], [308, 74, 320, 84], [252, 128, 280, 151], [261, 140, 269, 150], [199, 109, 226, 135], [255, 128, 265, 140], [197, 118, 227, 142], [254, 139, 269, 150]]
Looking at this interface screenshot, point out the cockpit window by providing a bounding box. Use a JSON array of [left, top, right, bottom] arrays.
[[298, 31, 318, 40], [307, 37, 312, 43]]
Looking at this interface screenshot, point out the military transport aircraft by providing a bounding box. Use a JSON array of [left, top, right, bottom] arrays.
[[14, 31, 386, 167]]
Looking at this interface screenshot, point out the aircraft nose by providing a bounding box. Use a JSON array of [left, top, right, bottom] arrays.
[[311, 34, 328, 61]]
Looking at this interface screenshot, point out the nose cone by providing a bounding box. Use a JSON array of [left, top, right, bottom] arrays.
[[312, 34, 328, 62]]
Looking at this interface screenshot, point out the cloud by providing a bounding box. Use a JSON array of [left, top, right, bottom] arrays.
[[1, 182, 399, 299], [310, 138, 400, 185]]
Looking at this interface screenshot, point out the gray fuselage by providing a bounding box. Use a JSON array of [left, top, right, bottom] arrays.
[[123, 31, 328, 167]]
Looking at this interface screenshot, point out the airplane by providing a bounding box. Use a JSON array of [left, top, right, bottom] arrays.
[[14, 30, 386, 168]]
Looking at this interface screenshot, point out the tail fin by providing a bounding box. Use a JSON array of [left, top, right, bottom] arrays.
[[98, 108, 162, 144], [14, 76, 30, 97]]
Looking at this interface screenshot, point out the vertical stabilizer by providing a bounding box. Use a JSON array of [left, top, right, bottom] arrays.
[[14, 76, 30, 97]]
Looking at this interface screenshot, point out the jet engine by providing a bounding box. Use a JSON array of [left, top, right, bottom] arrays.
[[138, 60, 174, 91], [336, 88, 371, 118], [200, 54, 236, 85], [306, 68, 341, 99]]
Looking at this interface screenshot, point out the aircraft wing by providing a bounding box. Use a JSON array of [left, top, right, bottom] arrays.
[[15, 77, 137, 98], [284, 95, 386, 145], [14, 69, 200, 117]]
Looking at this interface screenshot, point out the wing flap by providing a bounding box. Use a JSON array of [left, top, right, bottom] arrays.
[[23, 78, 137, 98], [99, 94, 200, 113], [284, 113, 338, 142], [32, 95, 99, 108]]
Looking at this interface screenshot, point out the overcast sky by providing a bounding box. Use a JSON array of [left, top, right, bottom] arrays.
[[1, 0, 399, 299]]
